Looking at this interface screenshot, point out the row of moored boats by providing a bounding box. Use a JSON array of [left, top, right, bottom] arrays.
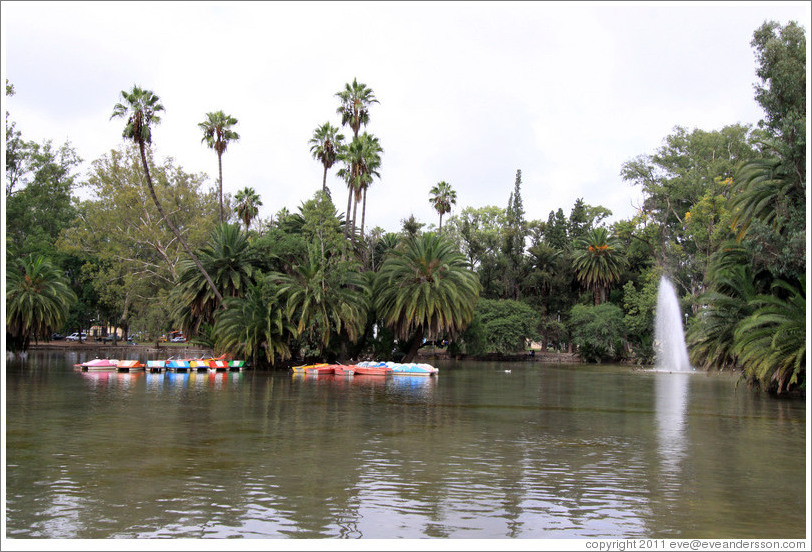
[[292, 361, 439, 377], [74, 357, 246, 373]]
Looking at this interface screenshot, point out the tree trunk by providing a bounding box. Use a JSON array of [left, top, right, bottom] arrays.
[[345, 187, 353, 238], [218, 152, 224, 223], [360, 187, 367, 239], [439, 214, 443, 234], [138, 141, 225, 305], [322, 165, 328, 193], [351, 193, 359, 239], [401, 333, 424, 363]]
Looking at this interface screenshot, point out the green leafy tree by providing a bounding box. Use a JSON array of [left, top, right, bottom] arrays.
[[461, 298, 540, 355], [621, 124, 759, 296], [751, 20, 806, 176], [544, 208, 569, 250], [309, 122, 345, 193], [198, 110, 240, 223], [6, 254, 77, 351], [111, 85, 224, 305], [429, 180, 457, 233], [374, 232, 482, 362], [233, 187, 263, 231], [501, 169, 527, 300], [5, 140, 81, 262], [568, 303, 626, 363]]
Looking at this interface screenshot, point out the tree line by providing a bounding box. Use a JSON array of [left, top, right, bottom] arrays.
[[5, 21, 805, 395]]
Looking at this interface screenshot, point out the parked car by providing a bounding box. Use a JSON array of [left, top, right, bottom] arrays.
[[65, 332, 87, 342], [170, 336, 187, 343], [51, 333, 65, 340]]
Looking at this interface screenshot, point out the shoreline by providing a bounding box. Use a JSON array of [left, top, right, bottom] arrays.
[[26, 341, 584, 364]]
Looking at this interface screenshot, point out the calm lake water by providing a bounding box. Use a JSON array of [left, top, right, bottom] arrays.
[[4, 350, 807, 539]]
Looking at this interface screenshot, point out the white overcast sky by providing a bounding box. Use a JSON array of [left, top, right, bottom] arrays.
[[2, 1, 810, 234]]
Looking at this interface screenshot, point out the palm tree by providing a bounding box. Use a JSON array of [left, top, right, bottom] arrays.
[[171, 223, 255, 335], [275, 248, 368, 357], [337, 133, 382, 239], [336, 79, 379, 239], [309, 122, 344, 193], [6, 254, 76, 352], [111, 86, 224, 305], [336, 78, 378, 139], [199, 110, 240, 223], [429, 181, 457, 233], [374, 232, 482, 362], [572, 227, 626, 305], [213, 279, 292, 367], [734, 279, 805, 394], [233, 187, 262, 231], [687, 259, 758, 372]]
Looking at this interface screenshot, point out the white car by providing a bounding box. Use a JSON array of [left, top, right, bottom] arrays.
[[65, 332, 87, 342], [170, 336, 187, 343]]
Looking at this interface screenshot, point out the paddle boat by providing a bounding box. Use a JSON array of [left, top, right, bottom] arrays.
[[356, 361, 439, 376], [146, 359, 167, 372], [205, 359, 230, 372], [228, 360, 247, 371], [116, 359, 145, 372], [331, 364, 356, 376], [166, 359, 191, 373], [353, 364, 394, 376], [292, 363, 329, 374], [74, 358, 119, 371], [305, 364, 335, 376]]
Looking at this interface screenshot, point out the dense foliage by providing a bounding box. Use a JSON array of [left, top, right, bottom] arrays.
[[4, 21, 806, 396]]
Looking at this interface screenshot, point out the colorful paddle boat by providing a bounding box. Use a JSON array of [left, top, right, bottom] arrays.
[[292, 363, 329, 374], [356, 361, 439, 376], [116, 359, 145, 372], [331, 364, 356, 376], [353, 364, 393, 376], [74, 358, 120, 371]]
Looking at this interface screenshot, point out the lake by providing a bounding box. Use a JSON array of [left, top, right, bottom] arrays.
[[4, 350, 807, 540]]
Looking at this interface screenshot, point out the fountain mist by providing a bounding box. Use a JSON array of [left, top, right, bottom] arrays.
[[654, 276, 692, 371]]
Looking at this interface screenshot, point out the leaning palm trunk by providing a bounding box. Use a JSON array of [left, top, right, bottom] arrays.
[[137, 141, 224, 305]]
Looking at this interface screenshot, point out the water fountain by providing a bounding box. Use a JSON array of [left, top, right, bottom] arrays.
[[654, 276, 692, 372]]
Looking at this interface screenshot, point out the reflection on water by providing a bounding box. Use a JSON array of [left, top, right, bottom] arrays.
[[654, 372, 690, 480], [4, 353, 806, 539]]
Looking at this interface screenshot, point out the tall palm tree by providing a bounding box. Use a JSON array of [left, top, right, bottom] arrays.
[[233, 187, 262, 230], [374, 232, 482, 362], [199, 110, 240, 223], [336, 78, 378, 139], [337, 133, 382, 239], [336, 79, 379, 239], [572, 227, 626, 305], [309, 122, 344, 193], [111, 86, 224, 305], [429, 181, 457, 233], [6, 254, 76, 352], [171, 223, 255, 335]]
